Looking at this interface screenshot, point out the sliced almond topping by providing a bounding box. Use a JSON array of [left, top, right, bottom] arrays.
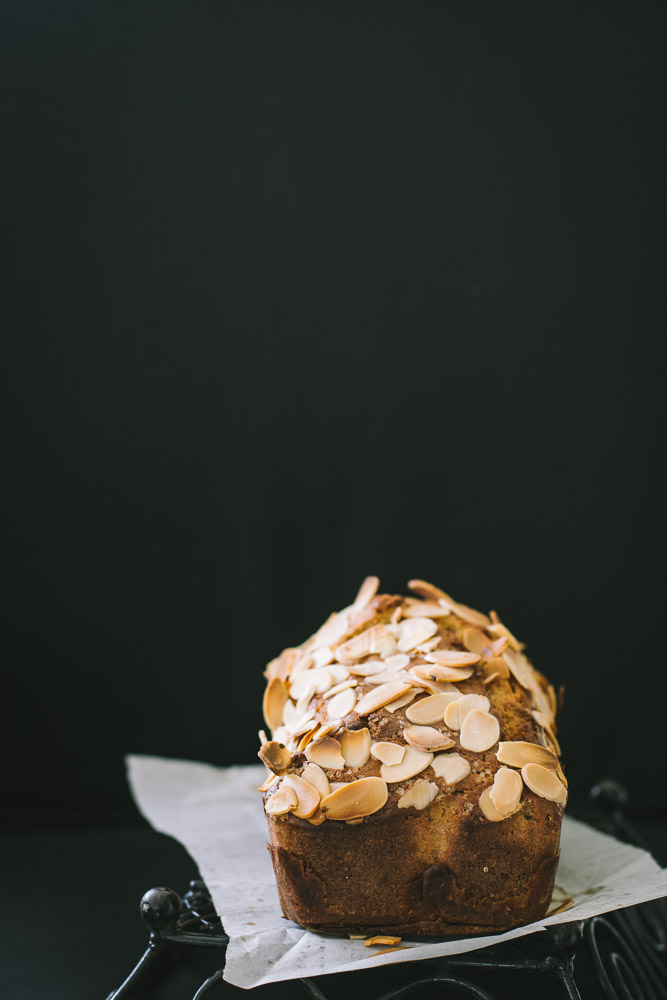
[[258, 741, 292, 774], [496, 741, 558, 770], [483, 657, 510, 683], [296, 724, 321, 754], [384, 689, 418, 712], [285, 711, 315, 738], [462, 628, 489, 655], [401, 602, 451, 619], [265, 783, 298, 815], [366, 668, 415, 685], [320, 776, 388, 820], [355, 681, 413, 716], [323, 679, 358, 699], [487, 620, 524, 651], [258, 729, 268, 746], [328, 781, 348, 792], [396, 617, 438, 652], [291, 653, 314, 676], [313, 721, 340, 740], [431, 752, 471, 784], [403, 693, 454, 725], [301, 762, 331, 799], [258, 772, 279, 793], [305, 736, 346, 770], [311, 645, 335, 668], [482, 636, 509, 659], [370, 742, 406, 766], [380, 745, 433, 783], [347, 659, 386, 677], [425, 650, 481, 667], [287, 672, 316, 703], [443, 694, 490, 731], [390, 604, 403, 624], [410, 663, 473, 683], [409, 674, 463, 695], [479, 785, 518, 822], [339, 728, 371, 768], [415, 636, 442, 653], [521, 763, 567, 804], [262, 678, 289, 733], [282, 773, 321, 818], [312, 667, 336, 694], [533, 712, 563, 757], [326, 664, 352, 685], [265, 647, 296, 682], [327, 687, 357, 719], [502, 647, 537, 691], [398, 779, 438, 810], [306, 807, 327, 826], [459, 710, 500, 752], [489, 766, 523, 815], [407, 579, 448, 602], [438, 597, 491, 628], [403, 725, 455, 752], [307, 611, 352, 652], [364, 935, 402, 946], [351, 575, 380, 613], [336, 625, 395, 663], [383, 653, 411, 671]]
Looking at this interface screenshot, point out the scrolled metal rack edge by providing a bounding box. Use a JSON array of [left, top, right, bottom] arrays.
[[105, 781, 666, 1000]]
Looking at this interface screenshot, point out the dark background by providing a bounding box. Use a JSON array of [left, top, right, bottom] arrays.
[[3, 1, 666, 826]]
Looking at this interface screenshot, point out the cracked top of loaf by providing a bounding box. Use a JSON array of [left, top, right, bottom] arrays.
[[259, 576, 566, 826]]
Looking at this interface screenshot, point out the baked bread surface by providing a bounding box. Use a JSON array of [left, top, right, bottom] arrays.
[[259, 578, 566, 937]]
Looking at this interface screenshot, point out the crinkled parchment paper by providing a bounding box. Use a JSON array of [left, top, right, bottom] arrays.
[[126, 755, 667, 989]]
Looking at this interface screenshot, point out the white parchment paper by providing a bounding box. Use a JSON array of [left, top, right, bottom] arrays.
[[126, 754, 667, 990]]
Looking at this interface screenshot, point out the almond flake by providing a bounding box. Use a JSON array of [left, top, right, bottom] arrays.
[[370, 742, 406, 766], [401, 602, 451, 618], [415, 636, 442, 653], [496, 741, 558, 770], [398, 779, 438, 810], [438, 596, 490, 627], [320, 776, 388, 820], [285, 712, 315, 738], [301, 762, 331, 799], [307, 611, 352, 652], [291, 653, 314, 676], [355, 681, 413, 716], [380, 745, 433, 783], [296, 725, 321, 754], [313, 721, 339, 740], [347, 659, 386, 676], [410, 663, 473, 683], [351, 575, 380, 613], [339, 727, 371, 768], [383, 653, 411, 671], [328, 687, 357, 719], [444, 694, 490, 731], [328, 781, 348, 792], [305, 736, 346, 770], [459, 710, 500, 752], [407, 579, 448, 602], [483, 657, 509, 683], [262, 678, 289, 733], [405, 692, 460, 725], [403, 725, 455, 752], [282, 774, 321, 818], [397, 617, 438, 652], [323, 679, 358, 699], [409, 675, 462, 695], [390, 604, 403, 624], [479, 785, 518, 822], [336, 625, 394, 663], [265, 784, 298, 816], [312, 646, 335, 669], [258, 729, 268, 746], [366, 668, 414, 685], [482, 636, 509, 659], [425, 650, 481, 667], [489, 767, 523, 815], [487, 620, 524, 651], [431, 752, 471, 784], [364, 935, 402, 946], [306, 807, 326, 826], [384, 690, 418, 712], [288, 673, 317, 703], [326, 664, 352, 685], [521, 763, 567, 804], [258, 741, 292, 774], [258, 772, 279, 793], [462, 628, 489, 655], [265, 647, 296, 682]]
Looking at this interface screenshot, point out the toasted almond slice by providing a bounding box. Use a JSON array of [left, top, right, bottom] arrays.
[[356, 681, 413, 716], [425, 650, 481, 667], [326, 664, 352, 685], [415, 636, 442, 653], [438, 597, 491, 628], [403, 725, 455, 752], [314, 721, 340, 739], [328, 687, 357, 719], [380, 745, 433, 783], [459, 710, 500, 752], [312, 667, 336, 694], [328, 781, 348, 792], [411, 663, 473, 683], [272, 724, 289, 746], [366, 668, 415, 685], [258, 729, 268, 746], [397, 617, 439, 652], [479, 785, 519, 822], [282, 699, 302, 729], [258, 772, 279, 793], [384, 690, 418, 712], [496, 741, 559, 770], [502, 647, 536, 692], [364, 935, 402, 946], [288, 672, 316, 703], [483, 657, 510, 683], [307, 611, 352, 653], [487, 620, 524, 651], [390, 604, 403, 624], [263, 678, 289, 733], [320, 776, 388, 820], [431, 752, 471, 784], [401, 602, 451, 619], [282, 774, 321, 818], [296, 724, 321, 754], [444, 694, 491, 731], [521, 763, 567, 804], [407, 579, 449, 602], [286, 711, 315, 738], [482, 636, 509, 659], [383, 653, 411, 671], [351, 575, 380, 613], [312, 645, 335, 668], [370, 742, 406, 766], [258, 741, 292, 774], [533, 712, 563, 757], [409, 674, 462, 695], [462, 628, 489, 655], [291, 653, 314, 676], [336, 625, 395, 663], [306, 807, 327, 826], [489, 766, 523, 815], [339, 727, 371, 768], [398, 778, 438, 810], [265, 783, 298, 815], [305, 736, 346, 770], [323, 679, 358, 699], [301, 762, 331, 799], [265, 647, 296, 682], [405, 692, 461, 725], [347, 659, 387, 676]]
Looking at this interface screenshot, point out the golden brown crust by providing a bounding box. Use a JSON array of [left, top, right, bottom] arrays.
[[259, 579, 565, 936]]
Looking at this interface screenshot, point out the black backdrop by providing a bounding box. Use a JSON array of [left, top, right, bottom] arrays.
[[3, 1, 666, 826]]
